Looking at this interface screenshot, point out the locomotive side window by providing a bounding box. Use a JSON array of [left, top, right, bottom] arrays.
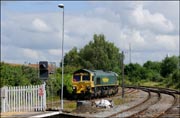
[[97, 77, 100, 84], [73, 75, 80, 82], [82, 75, 90, 81]]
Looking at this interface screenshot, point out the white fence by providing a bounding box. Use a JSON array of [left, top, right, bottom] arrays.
[[1, 83, 46, 112]]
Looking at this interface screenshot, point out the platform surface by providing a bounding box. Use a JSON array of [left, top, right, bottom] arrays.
[[1, 111, 61, 118]]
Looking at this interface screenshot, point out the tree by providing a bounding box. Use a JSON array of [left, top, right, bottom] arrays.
[[160, 56, 178, 77], [143, 61, 161, 73], [172, 70, 180, 89], [79, 34, 121, 71], [124, 63, 142, 83], [64, 47, 81, 67], [0, 62, 40, 87], [63, 34, 122, 73], [143, 61, 162, 82]]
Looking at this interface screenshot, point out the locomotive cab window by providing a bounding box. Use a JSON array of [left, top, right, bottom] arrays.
[[82, 75, 90, 81], [73, 75, 80, 82]]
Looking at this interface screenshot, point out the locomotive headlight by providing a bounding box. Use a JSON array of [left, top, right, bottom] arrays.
[[73, 86, 76, 90]]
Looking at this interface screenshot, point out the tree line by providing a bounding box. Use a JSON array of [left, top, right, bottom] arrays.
[[63, 34, 180, 89], [0, 34, 179, 95], [124, 57, 179, 89], [0, 63, 41, 87]]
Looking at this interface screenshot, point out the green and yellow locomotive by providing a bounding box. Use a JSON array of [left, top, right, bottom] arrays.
[[72, 69, 118, 99]]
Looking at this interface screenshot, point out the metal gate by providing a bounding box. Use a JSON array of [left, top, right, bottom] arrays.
[[1, 83, 46, 112]]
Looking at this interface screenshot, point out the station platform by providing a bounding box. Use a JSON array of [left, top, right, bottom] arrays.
[[1, 111, 61, 118]]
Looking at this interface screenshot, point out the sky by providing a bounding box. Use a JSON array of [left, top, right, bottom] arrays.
[[1, 1, 179, 66]]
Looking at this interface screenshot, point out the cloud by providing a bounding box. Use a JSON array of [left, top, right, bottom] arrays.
[[154, 35, 178, 51], [32, 18, 51, 32], [1, 45, 39, 63], [1, 11, 61, 50], [65, 14, 122, 49], [1, 1, 179, 65], [22, 48, 39, 59], [131, 5, 174, 33], [48, 49, 61, 56], [86, 7, 121, 23]]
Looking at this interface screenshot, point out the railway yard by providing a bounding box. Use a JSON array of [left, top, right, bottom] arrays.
[[45, 86, 180, 118], [1, 2, 179, 118], [1, 86, 179, 118]]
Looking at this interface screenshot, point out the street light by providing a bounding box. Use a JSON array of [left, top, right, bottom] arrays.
[[58, 3, 64, 110]]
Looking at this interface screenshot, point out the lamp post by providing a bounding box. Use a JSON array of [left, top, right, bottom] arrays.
[[58, 3, 64, 110]]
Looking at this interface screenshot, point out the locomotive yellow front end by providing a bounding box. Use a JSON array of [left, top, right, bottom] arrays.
[[72, 69, 94, 97]]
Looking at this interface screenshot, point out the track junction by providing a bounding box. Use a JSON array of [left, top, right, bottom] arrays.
[[53, 86, 179, 118]]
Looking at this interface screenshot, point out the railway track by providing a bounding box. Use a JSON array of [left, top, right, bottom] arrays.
[[45, 86, 179, 118], [106, 88, 161, 117], [160, 95, 180, 118], [134, 86, 179, 118], [108, 86, 179, 118], [46, 87, 138, 110]]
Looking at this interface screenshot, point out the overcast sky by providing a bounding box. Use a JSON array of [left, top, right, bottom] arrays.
[[1, 1, 179, 66]]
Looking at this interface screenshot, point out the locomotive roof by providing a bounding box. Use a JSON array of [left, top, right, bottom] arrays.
[[73, 69, 118, 76]]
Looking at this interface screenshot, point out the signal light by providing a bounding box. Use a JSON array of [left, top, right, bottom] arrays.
[[39, 61, 48, 79]]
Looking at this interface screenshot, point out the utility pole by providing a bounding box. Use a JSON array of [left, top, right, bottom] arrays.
[[129, 43, 131, 64], [122, 51, 125, 98]]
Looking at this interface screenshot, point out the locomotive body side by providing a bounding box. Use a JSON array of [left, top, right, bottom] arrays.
[[72, 69, 118, 99], [93, 70, 118, 97], [93, 70, 118, 86]]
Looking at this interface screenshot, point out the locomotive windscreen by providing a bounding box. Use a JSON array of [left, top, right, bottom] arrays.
[[73, 69, 92, 82], [73, 73, 90, 82], [82, 74, 90, 81], [73, 75, 80, 82]]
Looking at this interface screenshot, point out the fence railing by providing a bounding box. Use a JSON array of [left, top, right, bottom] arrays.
[[1, 83, 46, 112]]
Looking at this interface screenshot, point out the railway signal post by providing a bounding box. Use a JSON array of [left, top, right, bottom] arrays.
[[39, 61, 49, 111], [39, 61, 49, 79]]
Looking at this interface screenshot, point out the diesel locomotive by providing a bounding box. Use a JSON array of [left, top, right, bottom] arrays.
[[72, 69, 119, 99]]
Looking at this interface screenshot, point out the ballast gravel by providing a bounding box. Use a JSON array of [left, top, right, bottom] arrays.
[[72, 90, 148, 117]]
